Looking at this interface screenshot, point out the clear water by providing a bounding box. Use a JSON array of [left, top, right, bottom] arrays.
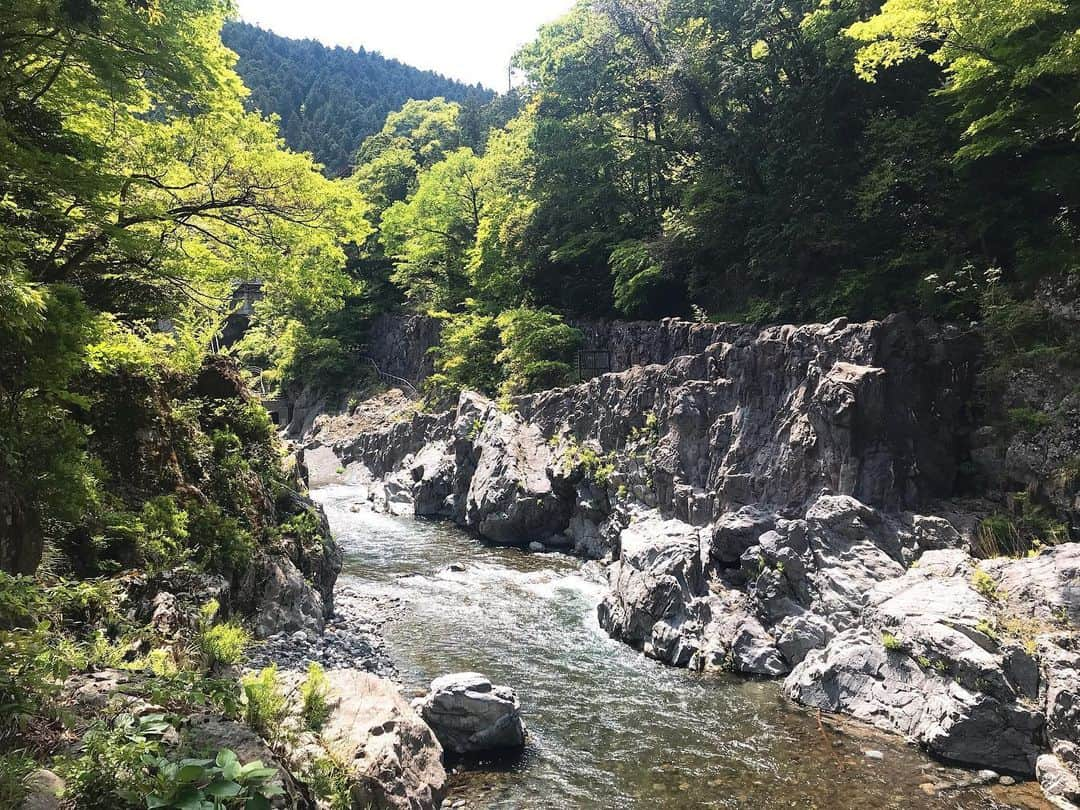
[[314, 485, 1049, 810]]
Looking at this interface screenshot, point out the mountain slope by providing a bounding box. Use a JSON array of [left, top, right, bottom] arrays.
[[223, 21, 493, 176]]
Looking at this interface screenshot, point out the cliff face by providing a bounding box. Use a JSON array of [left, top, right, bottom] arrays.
[[302, 313, 1079, 800]]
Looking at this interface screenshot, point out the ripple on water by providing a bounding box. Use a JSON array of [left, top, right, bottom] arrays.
[[312, 485, 1049, 810]]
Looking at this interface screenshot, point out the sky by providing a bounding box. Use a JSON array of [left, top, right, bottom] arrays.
[[234, 0, 577, 90]]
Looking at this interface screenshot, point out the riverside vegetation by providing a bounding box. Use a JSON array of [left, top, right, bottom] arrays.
[[1, 0, 1079, 808]]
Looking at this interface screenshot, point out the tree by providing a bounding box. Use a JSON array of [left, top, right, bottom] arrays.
[[380, 148, 486, 309], [0, 0, 368, 568], [848, 0, 1080, 161]]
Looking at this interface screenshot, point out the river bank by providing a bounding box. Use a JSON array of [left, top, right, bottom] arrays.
[[291, 315, 1079, 808], [297, 483, 1053, 809]]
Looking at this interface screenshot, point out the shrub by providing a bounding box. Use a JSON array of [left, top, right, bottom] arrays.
[[137, 496, 190, 572], [495, 307, 582, 396], [975, 619, 999, 643], [971, 569, 1000, 601], [306, 753, 353, 810], [1007, 407, 1051, 434], [425, 311, 503, 401], [242, 666, 287, 738], [881, 631, 903, 651], [0, 751, 34, 807], [142, 748, 284, 810], [974, 493, 1069, 558], [187, 503, 254, 574], [196, 599, 250, 669], [300, 662, 332, 731]]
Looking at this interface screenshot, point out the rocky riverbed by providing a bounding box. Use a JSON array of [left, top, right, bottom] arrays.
[[246, 586, 396, 677], [295, 314, 1080, 807]]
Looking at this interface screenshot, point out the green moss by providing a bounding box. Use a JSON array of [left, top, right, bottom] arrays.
[[1007, 407, 1052, 434]]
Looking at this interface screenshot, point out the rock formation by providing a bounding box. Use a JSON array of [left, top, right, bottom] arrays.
[[302, 314, 1079, 803], [415, 672, 526, 755]]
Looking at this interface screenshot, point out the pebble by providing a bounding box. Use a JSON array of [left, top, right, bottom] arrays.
[[998, 775, 1016, 786], [245, 591, 396, 677], [528, 541, 546, 553], [864, 750, 884, 760]]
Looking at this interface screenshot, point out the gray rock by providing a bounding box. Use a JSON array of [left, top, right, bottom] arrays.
[[597, 514, 704, 656], [417, 672, 526, 755], [319, 670, 446, 810], [20, 770, 64, 810], [1039, 753, 1080, 806], [785, 628, 1043, 774], [528, 541, 546, 553], [710, 506, 774, 565]]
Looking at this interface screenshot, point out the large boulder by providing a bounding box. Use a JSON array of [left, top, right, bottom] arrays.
[[238, 553, 327, 640], [456, 394, 570, 544], [784, 550, 1061, 775], [597, 513, 705, 662], [415, 672, 526, 755], [319, 670, 447, 810], [785, 627, 1044, 774]]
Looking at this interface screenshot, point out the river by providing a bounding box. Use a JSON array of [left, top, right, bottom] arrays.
[[313, 484, 1048, 810]]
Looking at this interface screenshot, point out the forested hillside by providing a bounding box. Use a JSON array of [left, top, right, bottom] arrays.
[[241, 0, 1080, 405], [223, 22, 493, 175]]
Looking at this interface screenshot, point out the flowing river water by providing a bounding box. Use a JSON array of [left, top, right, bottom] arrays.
[[313, 484, 1049, 810]]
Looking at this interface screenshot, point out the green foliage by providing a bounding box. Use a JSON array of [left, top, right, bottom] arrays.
[[196, 600, 250, 670], [0, 751, 34, 807], [62, 713, 283, 810], [971, 569, 1001, 601], [494, 308, 582, 397], [305, 754, 353, 810], [138, 497, 192, 573], [224, 22, 491, 176], [560, 440, 616, 488], [381, 148, 485, 309], [1007, 408, 1052, 435], [426, 311, 503, 401], [975, 619, 1000, 644], [610, 241, 668, 319], [848, 0, 1080, 162], [974, 493, 1069, 558], [881, 632, 904, 651], [142, 748, 284, 810], [300, 662, 332, 731], [241, 667, 287, 739]]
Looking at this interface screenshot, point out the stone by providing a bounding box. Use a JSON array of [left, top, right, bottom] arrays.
[[785, 628, 1044, 775], [417, 672, 526, 755], [319, 670, 447, 810], [528, 541, 546, 553], [20, 770, 64, 810], [710, 506, 774, 565], [597, 514, 704, 654], [1039, 754, 1080, 806], [238, 553, 327, 639]]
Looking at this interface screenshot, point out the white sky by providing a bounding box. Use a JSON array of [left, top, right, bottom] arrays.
[[234, 0, 578, 90]]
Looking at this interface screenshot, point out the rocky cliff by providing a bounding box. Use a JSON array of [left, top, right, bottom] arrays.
[[301, 313, 1079, 805]]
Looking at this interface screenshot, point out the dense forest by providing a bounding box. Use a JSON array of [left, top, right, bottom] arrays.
[[223, 22, 493, 175], [239, 0, 1080, 401]]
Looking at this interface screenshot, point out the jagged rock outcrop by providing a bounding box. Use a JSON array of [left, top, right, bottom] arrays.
[[415, 672, 526, 755], [305, 313, 1080, 798]]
